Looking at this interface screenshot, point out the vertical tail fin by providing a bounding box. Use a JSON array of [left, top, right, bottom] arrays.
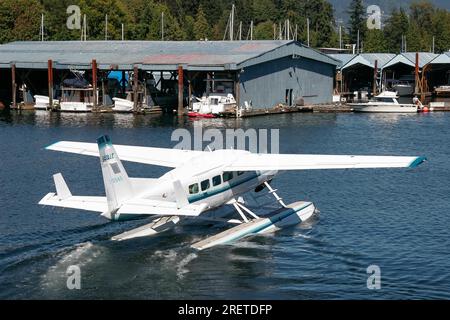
[[97, 135, 133, 218]]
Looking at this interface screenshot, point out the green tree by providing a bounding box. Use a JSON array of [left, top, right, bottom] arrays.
[[348, 0, 367, 50], [432, 9, 450, 53], [77, 0, 132, 40], [383, 8, 409, 53], [0, 0, 43, 43], [306, 0, 336, 47], [253, 0, 277, 24], [193, 6, 210, 40], [254, 21, 275, 40], [364, 29, 387, 52]]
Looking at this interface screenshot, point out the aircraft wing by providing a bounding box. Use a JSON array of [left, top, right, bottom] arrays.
[[225, 154, 427, 171], [45, 141, 203, 168]]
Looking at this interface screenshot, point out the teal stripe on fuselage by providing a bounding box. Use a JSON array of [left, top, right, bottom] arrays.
[[188, 172, 260, 204]]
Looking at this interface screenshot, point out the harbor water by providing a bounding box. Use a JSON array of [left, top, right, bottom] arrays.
[[0, 110, 449, 299]]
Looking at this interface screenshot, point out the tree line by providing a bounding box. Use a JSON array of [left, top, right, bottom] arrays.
[[0, 0, 448, 53]]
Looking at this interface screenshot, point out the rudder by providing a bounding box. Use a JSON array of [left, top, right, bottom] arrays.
[[97, 135, 133, 219]]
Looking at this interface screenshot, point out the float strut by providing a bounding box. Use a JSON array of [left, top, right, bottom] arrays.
[[264, 182, 287, 208]]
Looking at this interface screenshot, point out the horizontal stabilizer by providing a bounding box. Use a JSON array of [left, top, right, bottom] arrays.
[[39, 193, 108, 213]]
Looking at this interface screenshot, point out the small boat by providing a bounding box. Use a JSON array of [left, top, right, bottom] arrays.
[[34, 95, 59, 110], [435, 86, 450, 97], [59, 77, 98, 113], [349, 91, 419, 113], [112, 97, 134, 113], [435, 71, 450, 97], [393, 81, 414, 97], [189, 94, 237, 118], [391, 75, 415, 97], [188, 112, 217, 118]]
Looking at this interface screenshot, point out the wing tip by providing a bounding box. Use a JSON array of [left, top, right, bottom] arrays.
[[409, 156, 427, 169], [45, 141, 61, 150]]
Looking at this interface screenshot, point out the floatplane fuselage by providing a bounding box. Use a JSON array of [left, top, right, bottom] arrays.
[[39, 135, 426, 250]]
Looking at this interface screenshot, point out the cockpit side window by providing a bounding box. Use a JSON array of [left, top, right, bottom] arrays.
[[189, 183, 199, 195], [223, 172, 234, 182]]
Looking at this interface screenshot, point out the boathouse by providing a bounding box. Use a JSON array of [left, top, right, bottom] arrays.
[[0, 40, 339, 110]]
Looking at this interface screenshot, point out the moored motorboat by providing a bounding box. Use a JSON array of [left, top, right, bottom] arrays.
[[189, 94, 236, 118], [349, 91, 419, 113]]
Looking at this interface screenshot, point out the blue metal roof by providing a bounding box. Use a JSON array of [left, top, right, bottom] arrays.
[[0, 40, 338, 71], [328, 54, 356, 68]]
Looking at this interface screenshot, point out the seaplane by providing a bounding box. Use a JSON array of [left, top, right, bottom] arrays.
[[39, 135, 426, 250]]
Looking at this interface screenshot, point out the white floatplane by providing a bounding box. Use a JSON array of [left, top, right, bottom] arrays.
[[39, 136, 426, 250]]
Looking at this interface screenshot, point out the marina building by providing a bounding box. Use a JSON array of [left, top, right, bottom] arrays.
[[0, 40, 339, 111]]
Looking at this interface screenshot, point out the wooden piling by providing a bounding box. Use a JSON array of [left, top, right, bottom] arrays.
[[133, 65, 138, 111], [121, 70, 126, 94], [206, 73, 211, 96], [11, 64, 16, 109], [235, 72, 240, 108], [92, 59, 98, 107], [48, 60, 53, 108], [188, 74, 192, 110], [415, 52, 420, 96], [373, 60, 378, 96], [178, 65, 184, 116]]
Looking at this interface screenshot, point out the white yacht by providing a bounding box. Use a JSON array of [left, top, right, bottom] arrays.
[[349, 91, 419, 113], [191, 94, 237, 115]]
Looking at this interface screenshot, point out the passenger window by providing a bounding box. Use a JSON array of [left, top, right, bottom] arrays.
[[237, 171, 245, 176], [201, 179, 211, 191], [213, 175, 222, 187], [189, 183, 199, 195], [223, 172, 234, 182]]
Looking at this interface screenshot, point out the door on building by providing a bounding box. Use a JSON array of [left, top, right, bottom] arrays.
[[285, 89, 293, 106]]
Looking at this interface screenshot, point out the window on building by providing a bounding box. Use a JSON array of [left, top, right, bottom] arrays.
[[189, 183, 199, 195], [201, 179, 211, 191], [223, 172, 234, 182], [213, 175, 222, 187]]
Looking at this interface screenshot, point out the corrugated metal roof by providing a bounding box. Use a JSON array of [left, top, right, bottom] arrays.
[[0, 40, 338, 71], [401, 52, 439, 68], [382, 52, 440, 69], [359, 53, 396, 68], [429, 52, 450, 65], [340, 53, 396, 70], [328, 54, 356, 68], [382, 54, 415, 69]]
